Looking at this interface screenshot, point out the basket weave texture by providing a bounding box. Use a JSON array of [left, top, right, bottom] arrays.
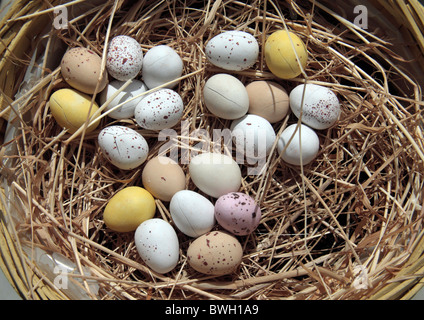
[[0, 0, 424, 300]]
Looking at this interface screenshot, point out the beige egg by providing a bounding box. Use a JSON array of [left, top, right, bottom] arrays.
[[246, 81, 290, 123], [142, 156, 186, 202], [187, 231, 243, 276], [61, 47, 108, 94]]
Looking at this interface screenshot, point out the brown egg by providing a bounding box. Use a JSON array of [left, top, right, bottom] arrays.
[[142, 156, 186, 202], [61, 47, 108, 94], [246, 80, 289, 123], [187, 231, 243, 276]]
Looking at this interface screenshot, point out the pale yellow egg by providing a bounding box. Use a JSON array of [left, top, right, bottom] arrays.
[[264, 30, 308, 79]]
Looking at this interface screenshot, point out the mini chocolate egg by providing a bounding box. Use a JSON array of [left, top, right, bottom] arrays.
[[98, 125, 149, 170], [135, 218, 179, 274], [106, 35, 143, 81], [100, 79, 148, 119], [246, 81, 290, 123], [142, 156, 186, 202], [60, 47, 108, 94], [187, 231, 243, 276], [230, 114, 276, 160], [49, 88, 100, 134], [170, 190, 215, 237], [264, 30, 308, 79], [215, 192, 261, 236], [277, 123, 320, 165], [203, 73, 249, 120], [205, 30, 259, 71], [103, 186, 156, 232], [189, 152, 242, 198], [142, 45, 183, 89], [289, 83, 340, 130], [134, 89, 184, 130]]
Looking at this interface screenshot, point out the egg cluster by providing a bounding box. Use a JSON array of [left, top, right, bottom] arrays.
[[49, 29, 341, 276]]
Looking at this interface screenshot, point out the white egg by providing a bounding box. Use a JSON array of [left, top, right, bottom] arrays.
[[277, 123, 319, 165], [134, 89, 184, 130], [203, 73, 249, 120], [100, 79, 148, 119], [230, 114, 276, 160], [134, 218, 180, 274], [142, 45, 183, 89], [106, 35, 143, 81], [170, 190, 215, 238], [289, 83, 340, 130], [205, 30, 259, 71], [98, 125, 149, 170], [189, 152, 241, 198]]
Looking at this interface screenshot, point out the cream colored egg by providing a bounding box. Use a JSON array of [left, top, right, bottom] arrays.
[[203, 74, 249, 120], [142, 156, 186, 202], [246, 81, 289, 123], [61, 47, 108, 94], [187, 231, 243, 276], [49, 88, 100, 134], [103, 186, 156, 232], [189, 152, 241, 198], [264, 30, 308, 79]]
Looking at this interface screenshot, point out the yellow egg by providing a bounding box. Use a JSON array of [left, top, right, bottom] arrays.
[[264, 30, 308, 79], [49, 88, 100, 134], [103, 186, 156, 232]]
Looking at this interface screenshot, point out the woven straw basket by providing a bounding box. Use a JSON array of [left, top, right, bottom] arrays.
[[1, 0, 424, 300]]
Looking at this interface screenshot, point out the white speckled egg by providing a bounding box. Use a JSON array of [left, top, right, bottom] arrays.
[[277, 123, 320, 166], [289, 84, 340, 130], [98, 125, 149, 170], [170, 190, 215, 238], [142, 45, 183, 89], [100, 79, 148, 119], [215, 192, 261, 236], [135, 218, 180, 274], [203, 73, 249, 120], [189, 152, 241, 198], [230, 114, 276, 160], [134, 89, 184, 130], [106, 35, 143, 81], [205, 30, 259, 71]]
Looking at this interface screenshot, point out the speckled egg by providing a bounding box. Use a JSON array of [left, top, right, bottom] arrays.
[[277, 123, 320, 166], [205, 30, 259, 71], [142, 45, 183, 89], [246, 81, 290, 123], [264, 30, 308, 79], [170, 190, 215, 238], [230, 114, 276, 160], [189, 152, 242, 198], [187, 231, 243, 276], [135, 218, 180, 274], [49, 88, 100, 134], [203, 73, 249, 120], [60, 47, 108, 94], [215, 192, 261, 236], [134, 89, 184, 130], [142, 156, 186, 202], [106, 35, 143, 81], [289, 83, 340, 130], [100, 79, 148, 119], [103, 186, 156, 232], [98, 126, 149, 170]]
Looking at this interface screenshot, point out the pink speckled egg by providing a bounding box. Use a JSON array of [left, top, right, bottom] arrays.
[[289, 83, 340, 130], [98, 125, 149, 170], [106, 35, 143, 81], [134, 89, 183, 130], [214, 192, 261, 236]]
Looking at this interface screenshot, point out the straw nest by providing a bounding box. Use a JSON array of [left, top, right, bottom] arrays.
[[1, 0, 424, 300]]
